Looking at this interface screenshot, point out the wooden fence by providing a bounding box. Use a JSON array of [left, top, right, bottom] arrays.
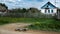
[[1, 12, 55, 18]]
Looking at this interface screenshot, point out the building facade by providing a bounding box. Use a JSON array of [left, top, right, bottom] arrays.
[[41, 2, 57, 16]]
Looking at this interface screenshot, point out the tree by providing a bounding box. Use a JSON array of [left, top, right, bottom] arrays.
[[28, 7, 40, 13], [22, 8, 27, 13]]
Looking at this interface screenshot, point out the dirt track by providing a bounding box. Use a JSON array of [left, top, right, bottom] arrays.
[[0, 23, 60, 34]]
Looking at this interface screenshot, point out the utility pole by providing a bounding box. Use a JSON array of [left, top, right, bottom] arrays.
[[55, 0, 57, 6], [55, 0, 59, 7]]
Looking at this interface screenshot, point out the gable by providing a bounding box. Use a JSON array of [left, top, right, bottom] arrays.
[[0, 3, 8, 10], [41, 2, 57, 9]]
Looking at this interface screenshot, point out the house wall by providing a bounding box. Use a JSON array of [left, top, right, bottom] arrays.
[[41, 9, 57, 14]]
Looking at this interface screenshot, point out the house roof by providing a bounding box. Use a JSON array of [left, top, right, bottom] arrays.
[[0, 3, 8, 9], [41, 2, 57, 9]]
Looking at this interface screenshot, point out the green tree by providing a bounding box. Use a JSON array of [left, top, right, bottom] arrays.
[[28, 7, 40, 13], [22, 8, 27, 13]]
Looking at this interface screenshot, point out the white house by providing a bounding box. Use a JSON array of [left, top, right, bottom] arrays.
[[41, 2, 57, 15]]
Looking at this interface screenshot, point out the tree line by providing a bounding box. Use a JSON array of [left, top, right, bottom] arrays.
[[9, 8, 40, 13]]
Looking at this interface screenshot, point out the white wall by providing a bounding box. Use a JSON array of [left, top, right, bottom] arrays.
[[41, 9, 57, 14]]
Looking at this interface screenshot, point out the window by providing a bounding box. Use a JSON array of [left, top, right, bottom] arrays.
[[51, 10, 53, 13], [48, 9, 50, 13]]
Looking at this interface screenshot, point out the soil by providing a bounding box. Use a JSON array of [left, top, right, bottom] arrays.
[[0, 23, 60, 34]]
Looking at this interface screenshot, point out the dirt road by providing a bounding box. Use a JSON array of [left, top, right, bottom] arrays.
[[0, 23, 60, 34]]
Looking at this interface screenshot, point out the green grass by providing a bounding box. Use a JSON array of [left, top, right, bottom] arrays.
[[0, 17, 60, 32], [0, 17, 46, 25], [27, 19, 60, 32], [0, 17, 51, 23]]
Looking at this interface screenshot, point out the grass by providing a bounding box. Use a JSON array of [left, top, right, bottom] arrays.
[[0, 17, 45, 25], [0, 17, 60, 32], [27, 19, 60, 32], [0, 17, 51, 23]]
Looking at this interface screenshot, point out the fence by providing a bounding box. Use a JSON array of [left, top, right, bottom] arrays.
[[1, 12, 55, 18]]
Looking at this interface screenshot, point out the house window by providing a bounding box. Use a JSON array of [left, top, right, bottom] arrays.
[[51, 10, 53, 13], [48, 9, 50, 13]]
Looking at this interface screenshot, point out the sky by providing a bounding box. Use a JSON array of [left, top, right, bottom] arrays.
[[0, 0, 60, 9]]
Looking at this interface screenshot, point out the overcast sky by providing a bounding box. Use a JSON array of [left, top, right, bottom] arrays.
[[0, 0, 60, 9]]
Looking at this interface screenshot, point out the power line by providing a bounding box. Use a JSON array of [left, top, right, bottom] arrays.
[[55, 0, 56, 6], [55, 0, 59, 6]]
